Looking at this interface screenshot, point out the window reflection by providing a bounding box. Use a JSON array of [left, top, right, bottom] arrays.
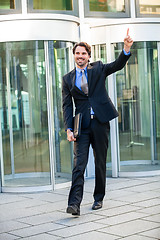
[[0, 0, 15, 9], [33, 0, 73, 11], [138, 0, 160, 15], [89, 0, 125, 13], [92, 44, 107, 63]]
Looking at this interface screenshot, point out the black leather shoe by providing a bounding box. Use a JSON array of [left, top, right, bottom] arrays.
[[66, 205, 80, 216], [92, 201, 103, 210]]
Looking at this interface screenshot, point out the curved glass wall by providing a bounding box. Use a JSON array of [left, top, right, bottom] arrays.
[[115, 42, 160, 173], [0, 40, 74, 190]]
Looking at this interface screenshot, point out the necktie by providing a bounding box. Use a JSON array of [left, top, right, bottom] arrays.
[[81, 69, 88, 95]]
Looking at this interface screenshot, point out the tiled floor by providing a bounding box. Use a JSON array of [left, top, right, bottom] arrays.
[[0, 176, 160, 239]]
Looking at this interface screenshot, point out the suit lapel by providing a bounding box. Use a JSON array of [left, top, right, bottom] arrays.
[[87, 64, 95, 96], [70, 68, 76, 88]]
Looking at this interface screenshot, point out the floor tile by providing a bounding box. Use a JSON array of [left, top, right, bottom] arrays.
[[140, 227, 160, 239], [118, 235, 155, 240], [138, 205, 160, 215], [94, 204, 141, 217], [0, 220, 29, 233], [21, 233, 61, 240], [142, 214, 160, 223], [0, 233, 20, 240], [9, 223, 66, 238], [49, 222, 105, 238], [95, 211, 148, 226], [125, 182, 160, 193], [65, 231, 119, 240], [98, 219, 159, 237], [18, 211, 67, 225], [132, 198, 160, 208], [55, 213, 105, 226], [115, 192, 160, 204]]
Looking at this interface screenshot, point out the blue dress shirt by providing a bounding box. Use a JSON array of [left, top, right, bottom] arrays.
[[123, 49, 131, 55], [75, 66, 95, 114], [75, 66, 87, 90]]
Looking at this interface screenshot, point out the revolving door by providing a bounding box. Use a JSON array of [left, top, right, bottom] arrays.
[[0, 40, 73, 192]]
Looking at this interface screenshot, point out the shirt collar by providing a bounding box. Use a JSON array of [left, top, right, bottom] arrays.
[[76, 66, 87, 73]]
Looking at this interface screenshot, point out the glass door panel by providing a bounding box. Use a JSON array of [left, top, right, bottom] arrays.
[[48, 41, 74, 184], [115, 42, 160, 173], [0, 41, 51, 187], [153, 43, 160, 161]]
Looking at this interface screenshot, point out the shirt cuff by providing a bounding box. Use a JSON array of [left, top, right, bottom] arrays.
[[123, 49, 130, 55], [66, 128, 73, 131]]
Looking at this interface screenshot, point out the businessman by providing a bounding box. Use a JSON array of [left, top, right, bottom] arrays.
[[62, 29, 133, 216]]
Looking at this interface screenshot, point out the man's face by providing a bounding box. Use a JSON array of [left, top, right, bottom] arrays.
[[74, 46, 90, 69]]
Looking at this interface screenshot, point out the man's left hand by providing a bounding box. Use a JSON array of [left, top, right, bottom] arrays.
[[124, 28, 133, 53]]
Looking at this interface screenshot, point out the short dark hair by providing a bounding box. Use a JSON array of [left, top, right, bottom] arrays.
[[72, 42, 91, 57]]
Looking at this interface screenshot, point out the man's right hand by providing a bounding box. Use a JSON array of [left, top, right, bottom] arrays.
[[124, 28, 133, 53], [67, 129, 76, 142]]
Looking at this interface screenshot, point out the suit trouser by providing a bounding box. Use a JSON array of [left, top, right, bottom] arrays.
[[68, 118, 110, 207]]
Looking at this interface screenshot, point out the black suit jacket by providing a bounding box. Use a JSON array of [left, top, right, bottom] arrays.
[[62, 50, 131, 130]]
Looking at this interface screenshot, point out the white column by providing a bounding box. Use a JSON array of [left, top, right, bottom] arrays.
[[130, 0, 136, 18], [21, 0, 28, 15], [78, 0, 91, 44]]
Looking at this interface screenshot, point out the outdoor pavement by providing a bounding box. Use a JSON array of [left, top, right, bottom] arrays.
[[0, 176, 160, 240]]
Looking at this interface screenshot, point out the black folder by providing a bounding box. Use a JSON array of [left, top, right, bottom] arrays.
[[73, 113, 82, 138]]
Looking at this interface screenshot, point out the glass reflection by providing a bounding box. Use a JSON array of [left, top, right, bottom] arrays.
[[92, 44, 106, 63], [0, 0, 15, 9], [89, 0, 125, 13], [138, 0, 160, 15], [115, 42, 160, 172], [33, 0, 73, 11]]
